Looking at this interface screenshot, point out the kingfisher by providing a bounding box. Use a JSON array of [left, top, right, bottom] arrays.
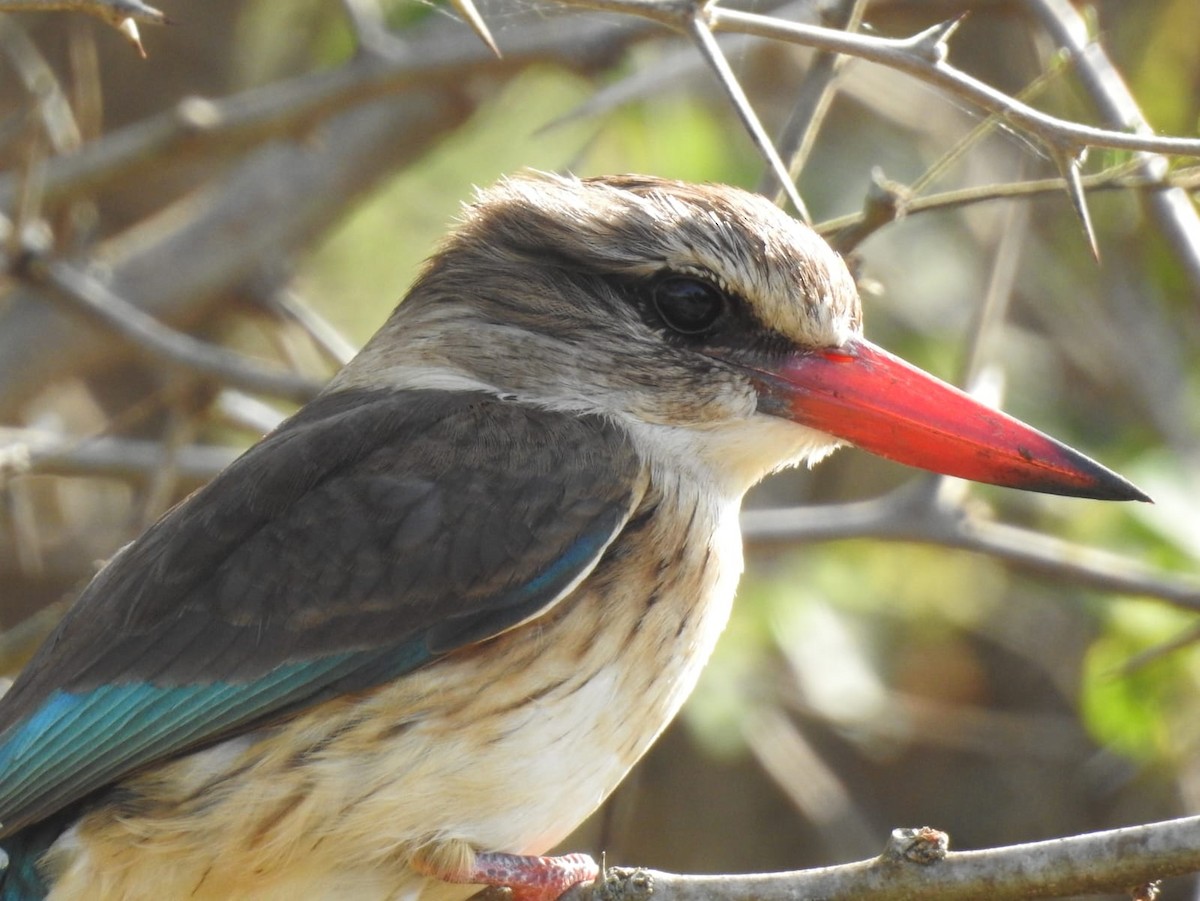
[[0, 173, 1145, 900]]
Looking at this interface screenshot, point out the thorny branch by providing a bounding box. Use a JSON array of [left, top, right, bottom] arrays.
[[555, 0, 1200, 158], [29, 257, 321, 403], [0, 0, 167, 57]]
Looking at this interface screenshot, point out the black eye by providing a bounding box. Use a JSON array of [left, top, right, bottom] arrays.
[[652, 276, 727, 336]]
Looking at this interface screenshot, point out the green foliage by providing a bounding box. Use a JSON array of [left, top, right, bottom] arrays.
[[1127, 0, 1200, 135], [1081, 600, 1200, 763], [236, 0, 355, 85], [686, 541, 1010, 756]]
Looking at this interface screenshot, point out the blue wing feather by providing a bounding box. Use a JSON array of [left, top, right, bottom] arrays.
[[0, 642, 437, 835]]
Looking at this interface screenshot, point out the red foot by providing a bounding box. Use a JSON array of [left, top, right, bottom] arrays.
[[456, 851, 599, 901]]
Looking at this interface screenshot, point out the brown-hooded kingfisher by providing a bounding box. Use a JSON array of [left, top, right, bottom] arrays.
[[0, 174, 1147, 900]]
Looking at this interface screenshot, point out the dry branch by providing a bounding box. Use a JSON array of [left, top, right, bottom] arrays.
[[564, 816, 1200, 901]]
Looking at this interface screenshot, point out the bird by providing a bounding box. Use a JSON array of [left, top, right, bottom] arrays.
[[0, 172, 1146, 901]]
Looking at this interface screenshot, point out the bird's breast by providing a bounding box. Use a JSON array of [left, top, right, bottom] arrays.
[[50, 483, 744, 901], [351, 479, 746, 857]]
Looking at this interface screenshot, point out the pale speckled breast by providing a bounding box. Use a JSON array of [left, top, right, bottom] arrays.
[[44, 479, 744, 901]]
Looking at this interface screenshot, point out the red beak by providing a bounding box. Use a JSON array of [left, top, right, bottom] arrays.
[[746, 336, 1148, 502]]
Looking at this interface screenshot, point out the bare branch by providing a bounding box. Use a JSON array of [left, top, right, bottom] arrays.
[[0, 0, 168, 57], [690, 4, 1200, 157], [683, 12, 809, 220], [0, 16, 640, 418], [0, 426, 236, 484], [550, 0, 1200, 157], [27, 259, 321, 403], [742, 483, 1200, 613], [1025, 0, 1200, 293], [0, 16, 82, 153], [566, 815, 1200, 901], [818, 165, 1200, 245], [0, 13, 640, 212], [265, 289, 357, 368], [770, 0, 869, 203], [957, 165, 1029, 390], [338, 0, 388, 53]]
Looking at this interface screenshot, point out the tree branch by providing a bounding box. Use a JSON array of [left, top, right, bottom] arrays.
[[742, 481, 1200, 613], [1024, 0, 1200, 293], [0, 14, 640, 417], [554, 0, 1200, 157], [0, 0, 168, 57], [26, 258, 321, 403], [0, 425, 235, 485], [566, 816, 1200, 901], [0, 13, 640, 213]]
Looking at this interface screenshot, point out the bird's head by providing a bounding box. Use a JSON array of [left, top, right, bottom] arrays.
[[336, 172, 1145, 503]]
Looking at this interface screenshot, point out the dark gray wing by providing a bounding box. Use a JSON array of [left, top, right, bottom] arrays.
[[0, 388, 645, 836]]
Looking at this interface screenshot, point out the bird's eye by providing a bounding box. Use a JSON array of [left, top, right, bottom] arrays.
[[652, 276, 727, 336]]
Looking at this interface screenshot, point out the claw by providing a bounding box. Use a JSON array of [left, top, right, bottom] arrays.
[[446, 851, 599, 901]]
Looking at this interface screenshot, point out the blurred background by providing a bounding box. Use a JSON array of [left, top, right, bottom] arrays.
[[0, 0, 1198, 897]]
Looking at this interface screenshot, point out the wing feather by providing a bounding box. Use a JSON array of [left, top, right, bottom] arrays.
[[0, 389, 644, 836]]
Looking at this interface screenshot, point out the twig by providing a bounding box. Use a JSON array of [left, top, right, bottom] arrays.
[[538, 27, 755, 134], [550, 0, 1200, 157], [906, 47, 1072, 199], [817, 165, 1200, 244], [1024, 0, 1200, 293], [957, 158, 1029, 391], [0, 16, 82, 153], [566, 815, 1200, 901], [770, 0, 869, 204], [694, 5, 1200, 157], [265, 289, 358, 367], [0, 426, 237, 484], [742, 708, 878, 858], [213, 390, 286, 437], [0, 14, 640, 213], [742, 483, 1200, 613], [28, 259, 322, 403], [683, 10, 809, 220], [339, 0, 389, 54], [0, 0, 169, 57]]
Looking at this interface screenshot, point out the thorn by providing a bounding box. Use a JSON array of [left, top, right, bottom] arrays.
[[1054, 147, 1099, 262], [450, 0, 501, 58], [116, 18, 147, 58], [908, 14, 968, 64], [88, 1, 168, 56]]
